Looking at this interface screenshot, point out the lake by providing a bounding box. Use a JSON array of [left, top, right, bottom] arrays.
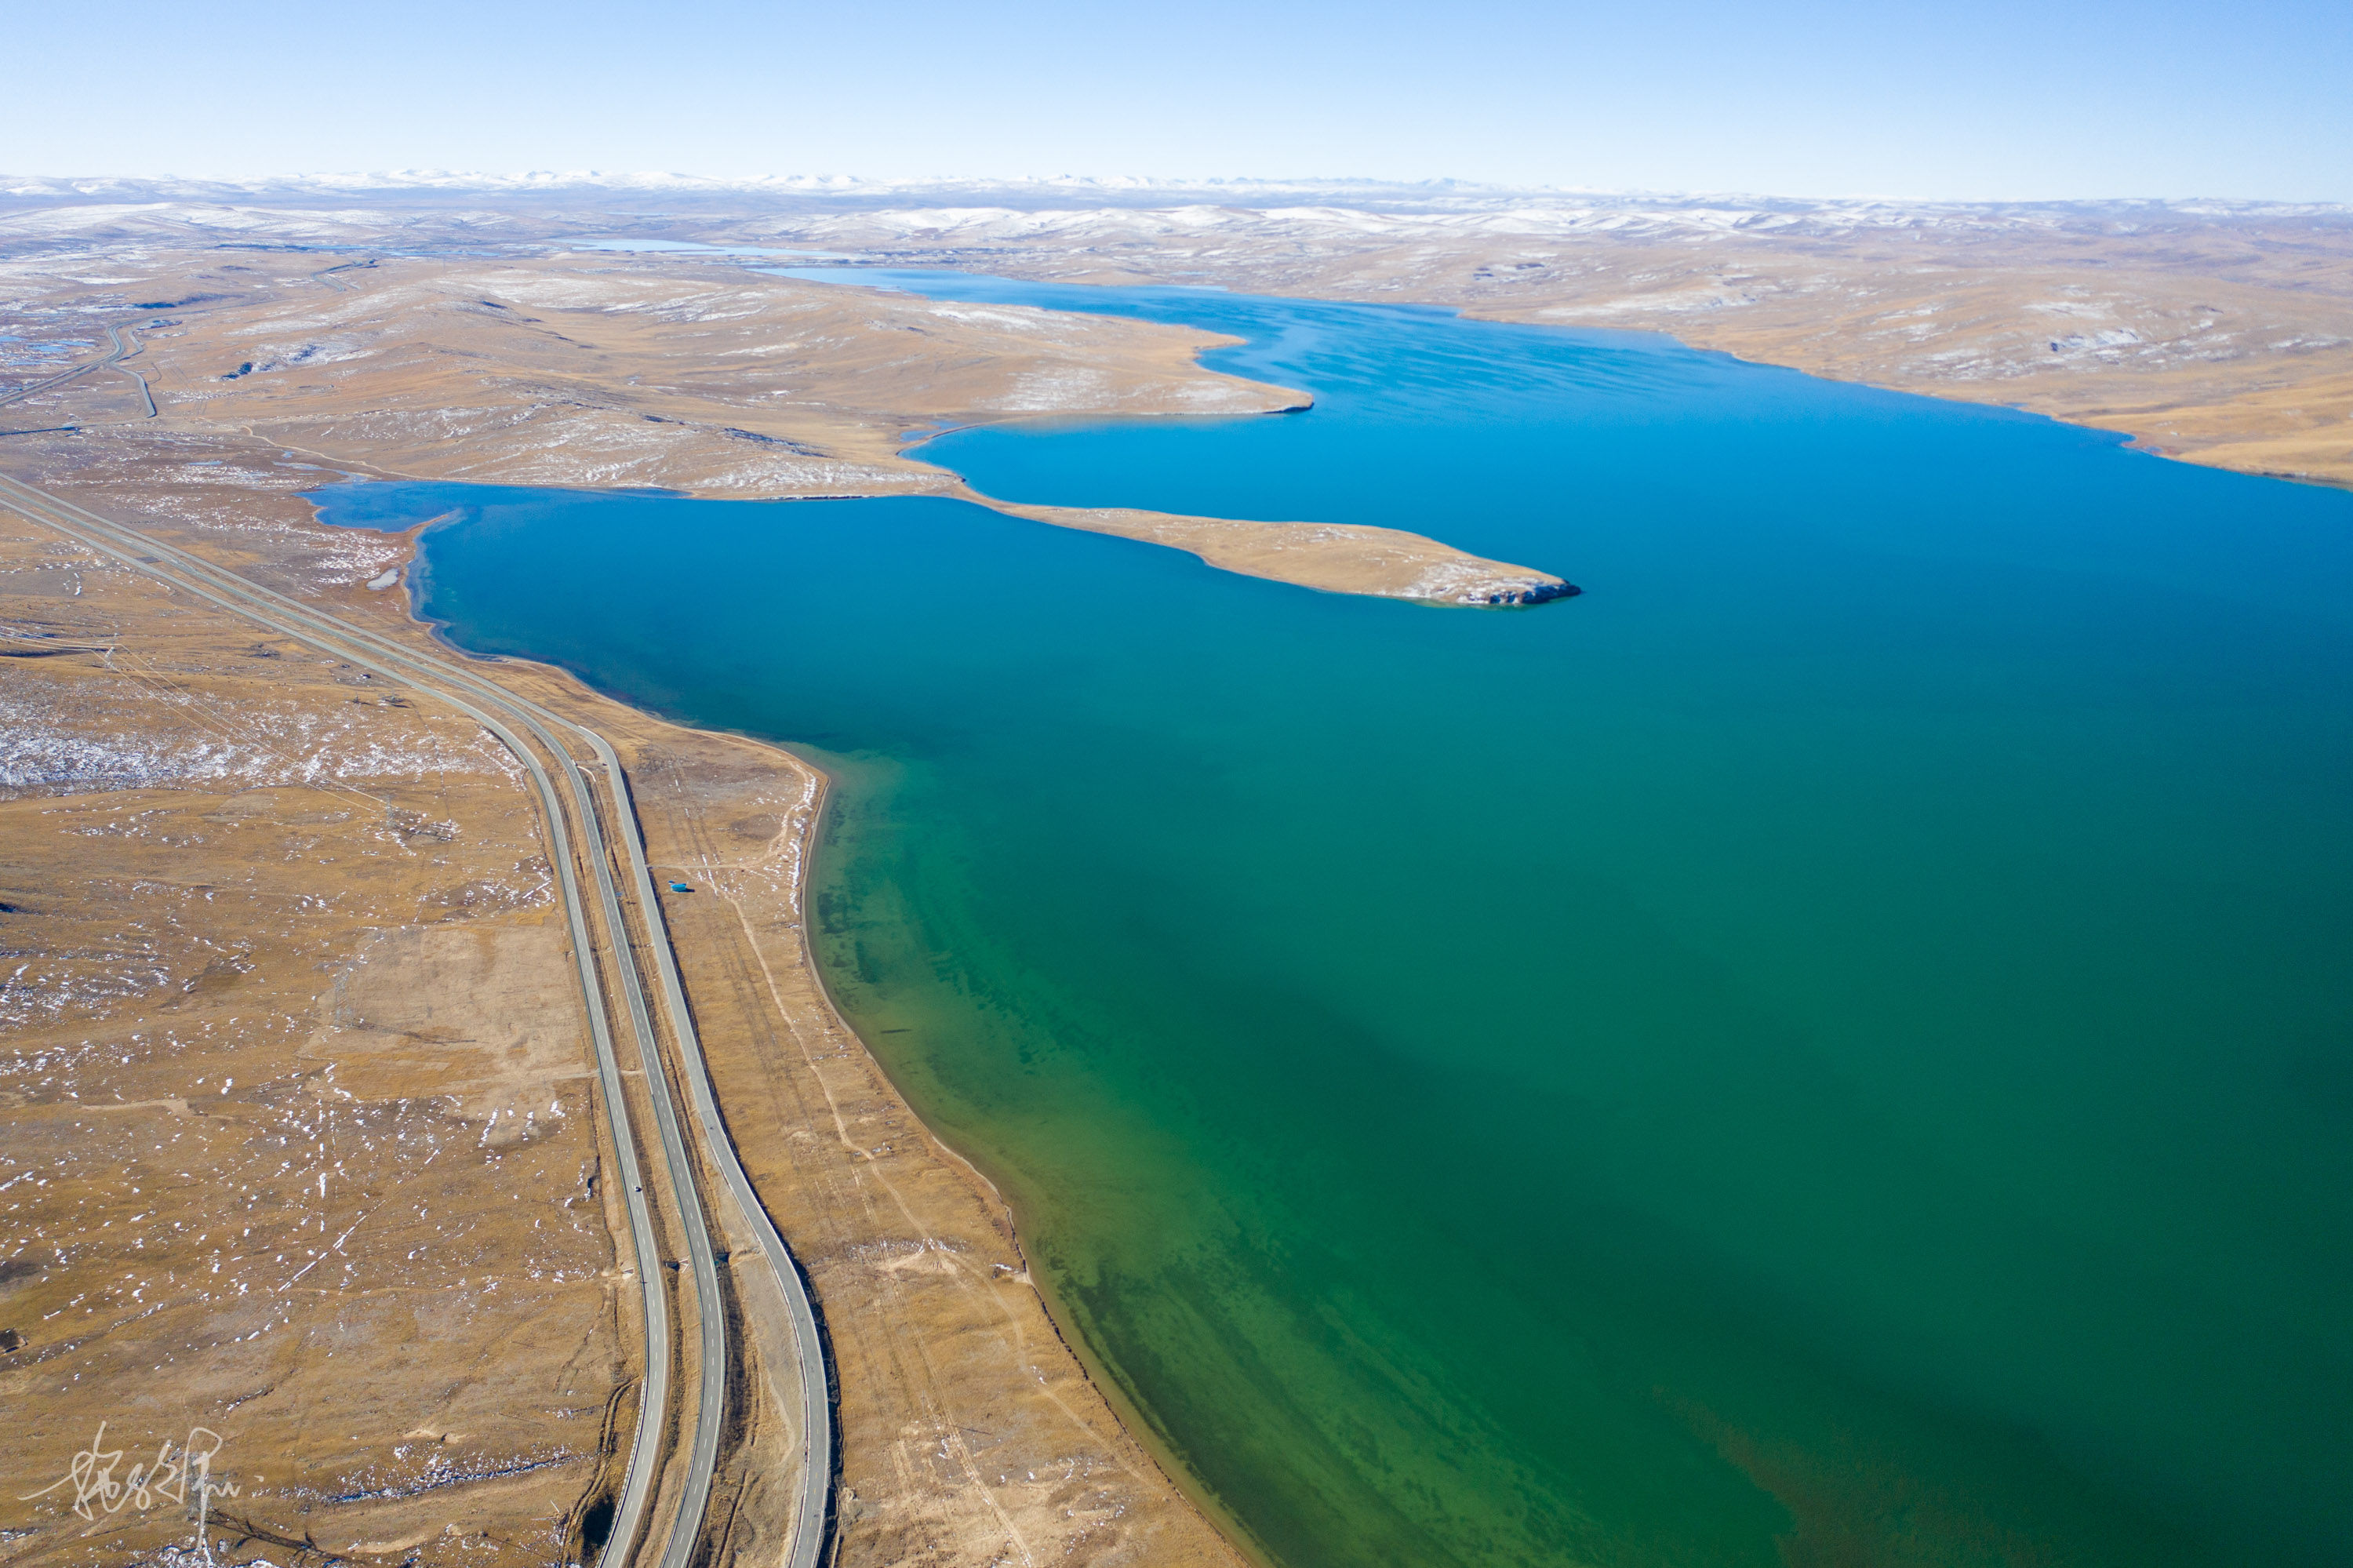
[[313, 272, 2353, 1567]]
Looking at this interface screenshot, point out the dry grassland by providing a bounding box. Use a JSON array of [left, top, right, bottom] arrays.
[[0, 457, 636, 1567], [0, 430, 1246, 1567]]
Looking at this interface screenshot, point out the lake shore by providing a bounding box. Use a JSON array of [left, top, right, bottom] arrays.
[[713, 200, 2353, 493], [0, 424, 1257, 1566], [424, 591, 1257, 1568], [0, 248, 1566, 602]]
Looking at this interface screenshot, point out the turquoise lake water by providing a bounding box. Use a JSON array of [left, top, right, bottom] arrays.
[[314, 273, 2353, 1567]]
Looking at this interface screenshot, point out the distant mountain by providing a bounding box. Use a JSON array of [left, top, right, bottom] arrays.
[[4, 172, 2348, 231]]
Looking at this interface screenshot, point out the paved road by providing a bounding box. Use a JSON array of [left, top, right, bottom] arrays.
[[0, 468, 830, 1566], [573, 728, 836, 1568], [348, 584, 839, 1568], [0, 322, 140, 413], [104, 326, 157, 419]]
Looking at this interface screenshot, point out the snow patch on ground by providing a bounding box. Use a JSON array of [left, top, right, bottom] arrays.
[[0, 681, 525, 797]]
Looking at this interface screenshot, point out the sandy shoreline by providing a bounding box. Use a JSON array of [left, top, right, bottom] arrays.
[[780, 746, 1283, 1568]]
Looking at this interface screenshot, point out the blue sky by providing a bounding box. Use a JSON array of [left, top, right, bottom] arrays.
[[9, 0, 2348, 200]]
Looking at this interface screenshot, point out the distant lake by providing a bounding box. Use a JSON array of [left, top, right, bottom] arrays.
[[315, 273, 2353, 1568]]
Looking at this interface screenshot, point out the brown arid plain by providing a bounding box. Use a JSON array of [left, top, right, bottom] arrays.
[[0, 182, 2348, 1568], [0, 428, 1252, 1568]]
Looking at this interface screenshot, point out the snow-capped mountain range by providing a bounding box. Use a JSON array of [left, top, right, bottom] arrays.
[[3, 172, 2346, 233]]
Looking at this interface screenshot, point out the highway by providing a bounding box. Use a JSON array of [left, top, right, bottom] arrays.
[[576, 726, 836, 1568], [105, 325, 158, 418], [0, 464, 833, 1568], [0, 322, 152, 423], [0, 321, 143, 415]]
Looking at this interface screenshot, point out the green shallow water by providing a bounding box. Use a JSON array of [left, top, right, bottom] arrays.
[[315, 275, 2353, 1567]]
